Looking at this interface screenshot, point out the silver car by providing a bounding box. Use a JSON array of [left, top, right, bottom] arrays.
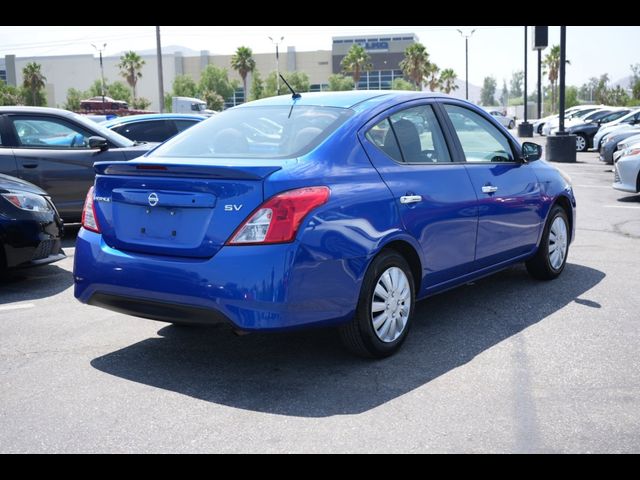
[[487, 110, 515, 129]]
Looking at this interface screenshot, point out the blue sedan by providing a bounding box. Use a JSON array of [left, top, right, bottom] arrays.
[[74, 91, 576, 358], [101, 113, 207, 143]]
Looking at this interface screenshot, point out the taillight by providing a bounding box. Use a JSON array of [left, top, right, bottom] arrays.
[[227, 186, 330, 245], [81, 186, 101, 233]]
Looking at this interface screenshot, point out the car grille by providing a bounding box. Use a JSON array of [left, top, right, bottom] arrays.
[[32, 240, 56, 260]]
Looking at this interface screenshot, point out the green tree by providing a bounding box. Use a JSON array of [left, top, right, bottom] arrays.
[[131, 97, 151, 110], [107, 81, 132, 103], [201, 90, 225, 111], [400, 43, 432, 90], [327, 74, 355, 91], [440, 69, 458, 94], [501, 79, 509, 106], [171, 74, 198, 98], [509, 70, 523, 99], [630, 64, 640, 100], [603, 86, 630, 106], [543, 45, 570, 113], [565, 85, 579, 108], [594, 74, 610, 104], [391, 78, 415, 91], [340, 44, 372, 89], [426, 64, 441, 92], [231, 46, 256, 103], [86, 79, 108, 97], [264, 71, 309, 97], [199, 65, 236, 103], [22, 62, 47, 106], [249, 70, 264, 101], [118, 51, 145, 100], [579, 77, 599, 102], [164, 92, 173, 112], [64, 87, 84, 110], [0, 80, 22, 106], [480, 76, 497, 105]]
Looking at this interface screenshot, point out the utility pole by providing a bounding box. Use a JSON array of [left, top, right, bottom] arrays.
[[517, 27, 533, 137], [269, 36, 284, 94], [91, 43, 107, 114], [156, 26, 164, 113]]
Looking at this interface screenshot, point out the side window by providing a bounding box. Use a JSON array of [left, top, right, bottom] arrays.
[[389, 105, 451, 163], [114, 120, 176, 143], [174, 119, 199, 133], [11, 117, 93, 149], [366, 118, 403, 163], [444, 104, 515, 163]]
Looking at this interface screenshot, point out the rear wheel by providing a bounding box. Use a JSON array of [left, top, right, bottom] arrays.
[[526, 205, 569, 280], [508, 120, 515, 129], [537, 124, 544, 135], [575, 133, 588, 152], [340, 250, 415, 358]]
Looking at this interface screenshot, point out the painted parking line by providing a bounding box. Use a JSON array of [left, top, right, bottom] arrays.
[[574, 185, 612, 188], [603, 205, 640, 209], [0, 303, 36, 312]]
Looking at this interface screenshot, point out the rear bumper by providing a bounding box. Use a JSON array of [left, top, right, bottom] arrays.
[[73, 229, 365, 331]]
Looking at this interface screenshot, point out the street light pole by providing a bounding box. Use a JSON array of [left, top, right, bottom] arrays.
[[268, 36, 284, 94], [156, 26, 164, 113], [91, 43, 107, 114], [457, 29, 475, 101]]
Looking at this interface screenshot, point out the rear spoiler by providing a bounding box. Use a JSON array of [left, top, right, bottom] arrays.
[[94, 161, 282, 180]]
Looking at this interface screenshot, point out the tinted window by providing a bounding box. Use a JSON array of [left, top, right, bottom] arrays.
[[10, 116, 94, 149], [389, 105, 451, 163], [113, 120, 177, 143], [151, 106, 353, 159], [444, 104, 514, 163], [174, 119, 200, 133], [599, 110, 630, 123], [366, 118, 402, 163]]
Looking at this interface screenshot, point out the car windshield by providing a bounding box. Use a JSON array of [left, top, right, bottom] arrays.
[[150, 105, 353, 159], [69, 111, 135, 147]]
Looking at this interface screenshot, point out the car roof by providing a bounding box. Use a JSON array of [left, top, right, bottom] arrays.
[[102, 113, 207, 127], [236, 90, 450, 110], [0, 106, 79, 117]]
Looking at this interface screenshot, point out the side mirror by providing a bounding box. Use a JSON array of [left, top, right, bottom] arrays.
[[88, 136, 109, 151], [522, 141, 542, 162]]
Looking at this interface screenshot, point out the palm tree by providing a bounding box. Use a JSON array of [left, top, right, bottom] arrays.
[[22, 62, 46, 106], [231, 46, 256, 103], [440, 69, 459, 94], [543, 45, 570, 113], [399, 43, 432, 90], [426, 64, 441, 92], [341, 44, 372, 89], [118, 51, 145, 100]]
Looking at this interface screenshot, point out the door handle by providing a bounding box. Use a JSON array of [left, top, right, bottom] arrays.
[[481, 185, 498, 194], [400, 195, 422, 204], [22, 163, 38, 169]]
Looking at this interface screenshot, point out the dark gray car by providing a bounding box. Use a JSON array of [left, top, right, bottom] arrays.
[[0, 107, 154, 222]]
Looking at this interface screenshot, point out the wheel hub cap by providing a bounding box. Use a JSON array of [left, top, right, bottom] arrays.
[[549, 216, 568, 270], [371, 267, 411, 343]]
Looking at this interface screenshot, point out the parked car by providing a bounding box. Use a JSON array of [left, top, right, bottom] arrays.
[[0, 107, 155, 222], [532, 106, 594, 135], [101, 113, 207, 143], [542, 106, 609, 136], [613, 134, 640, 163], [591, 109, 640, 150], [613, 143, 640, 194], [486, 110, 515, 129], [563, 109, 631, 152], [599, 127, 640, 164], [74, 91, 575, 358], [1, 174, 65, 272]]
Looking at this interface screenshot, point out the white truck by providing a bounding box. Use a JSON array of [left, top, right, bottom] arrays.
[[171, 96, 216, 115]]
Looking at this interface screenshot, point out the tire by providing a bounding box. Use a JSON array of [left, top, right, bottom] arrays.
[[339, 249, 415, 358], [575, 133, 588, 152], [526, 205, 570, 280], [537, 124, 544, 135], [508, 120, 515, 129]]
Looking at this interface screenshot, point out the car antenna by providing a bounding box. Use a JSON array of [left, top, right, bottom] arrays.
[[280, 74, 301, 119]]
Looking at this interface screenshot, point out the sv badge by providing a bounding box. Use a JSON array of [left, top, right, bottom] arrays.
[[224, 204, 243, 212]]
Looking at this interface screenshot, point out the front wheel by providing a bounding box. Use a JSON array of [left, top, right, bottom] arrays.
[[339, 250, 415, 358], [526, 205, 570, 280], [575, 133, 588, 152], [508, 120, 515, 129]]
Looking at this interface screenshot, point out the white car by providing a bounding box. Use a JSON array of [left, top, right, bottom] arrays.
[[486, 110, 516, 129], [592, 109, 640, 151], [542, 106, 609, 136], [613, 134, 640, 163], [613, 142, 640, 193]]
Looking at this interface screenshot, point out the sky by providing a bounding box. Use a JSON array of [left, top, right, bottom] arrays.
[[1, 26, 639, 88]]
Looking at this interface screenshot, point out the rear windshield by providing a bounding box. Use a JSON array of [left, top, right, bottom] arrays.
[[149, 105, 353, 159]]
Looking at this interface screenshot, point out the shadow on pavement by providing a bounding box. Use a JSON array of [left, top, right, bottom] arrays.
[[0, 263, 74, 302], [617, 194, 640, 203], [91, 263, 605, 417]]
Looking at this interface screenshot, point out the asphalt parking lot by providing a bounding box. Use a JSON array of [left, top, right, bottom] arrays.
[[1, 142, 639, 453]]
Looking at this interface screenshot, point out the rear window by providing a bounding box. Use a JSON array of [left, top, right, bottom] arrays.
[[150, 105, 353, 159]]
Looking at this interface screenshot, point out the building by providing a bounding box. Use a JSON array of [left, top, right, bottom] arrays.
[[2, 32, 429, 111]]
